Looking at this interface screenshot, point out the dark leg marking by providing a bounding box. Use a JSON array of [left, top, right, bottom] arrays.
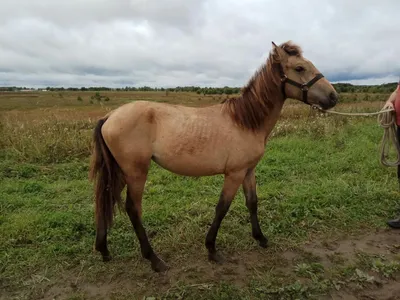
[[205, 193, 232, 263], [243, 169, 268, 248], [95, 223, 112, 261], [125, 188, 168, 272]]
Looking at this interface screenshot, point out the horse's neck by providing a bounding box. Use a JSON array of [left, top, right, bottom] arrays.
[[261, 97, 285, 142], [238, 73, 285, 141], [250, 74, 285, 140]]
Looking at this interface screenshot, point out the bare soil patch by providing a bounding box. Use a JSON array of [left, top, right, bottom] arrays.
[[28, 229, 399, 300]]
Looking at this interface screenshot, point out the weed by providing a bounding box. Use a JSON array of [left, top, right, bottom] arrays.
[[294, 262, 325, 280], [372, 259, 400, 278]]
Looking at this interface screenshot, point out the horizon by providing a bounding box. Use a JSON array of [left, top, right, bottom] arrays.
[[1, 81, 398, 90]]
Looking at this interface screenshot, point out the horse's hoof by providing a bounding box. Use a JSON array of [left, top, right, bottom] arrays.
[[102, 255, 112, 262], [151, 258, 169, 273], [258, 237, 268, 248], [208, 251, 224, 264]]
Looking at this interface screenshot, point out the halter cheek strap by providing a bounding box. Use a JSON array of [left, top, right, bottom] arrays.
[[276, 63, 324, 105]]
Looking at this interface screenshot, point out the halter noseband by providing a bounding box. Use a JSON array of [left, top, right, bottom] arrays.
[[276, 63, 324, 105]]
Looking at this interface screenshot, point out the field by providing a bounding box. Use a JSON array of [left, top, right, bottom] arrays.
[[1, 90, 400, 300]]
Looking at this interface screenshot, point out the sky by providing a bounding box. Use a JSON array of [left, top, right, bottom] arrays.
[[1, 0, 399, 88]]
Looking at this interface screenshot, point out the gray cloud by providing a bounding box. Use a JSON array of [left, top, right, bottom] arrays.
[[1, 0, 399, 87]]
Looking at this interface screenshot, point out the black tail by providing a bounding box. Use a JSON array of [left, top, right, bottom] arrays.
[[89, 118, 125, 230]]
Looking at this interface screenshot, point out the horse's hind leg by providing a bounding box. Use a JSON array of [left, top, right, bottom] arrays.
[[206, 170, 246, 263], [242, 168, 268, 248], [124, 162, 168, 272], [95, 220, 111, 261]]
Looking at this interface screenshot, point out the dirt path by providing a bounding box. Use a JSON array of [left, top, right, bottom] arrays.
[[304, 229, 400, 300], [9, 229, 400, 300]]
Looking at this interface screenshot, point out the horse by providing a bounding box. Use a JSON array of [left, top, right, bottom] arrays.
[[89, 41, 339, 272]]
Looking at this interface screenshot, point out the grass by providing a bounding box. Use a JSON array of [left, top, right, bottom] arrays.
[[1, 91, 400, 299]]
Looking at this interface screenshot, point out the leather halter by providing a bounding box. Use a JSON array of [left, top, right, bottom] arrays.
[[276, 63, 324, 105]]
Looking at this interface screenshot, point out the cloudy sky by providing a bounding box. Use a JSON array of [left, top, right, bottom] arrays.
[[1, 0, 399, 88]]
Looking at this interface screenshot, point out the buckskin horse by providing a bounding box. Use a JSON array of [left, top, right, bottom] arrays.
[[89, 41, 338, 272]]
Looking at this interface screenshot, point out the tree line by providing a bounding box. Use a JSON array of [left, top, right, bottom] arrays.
[[333, 82, 397, 94], [0, 82, 398, 94]]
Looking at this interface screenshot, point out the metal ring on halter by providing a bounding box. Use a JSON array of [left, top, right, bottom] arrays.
[[301, 85, 309, 91]]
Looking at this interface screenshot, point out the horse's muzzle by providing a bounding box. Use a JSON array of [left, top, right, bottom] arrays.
[[320, 91, 338, 110]]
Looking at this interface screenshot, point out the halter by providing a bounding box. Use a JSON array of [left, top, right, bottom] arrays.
[[276, 63, 324, 105]]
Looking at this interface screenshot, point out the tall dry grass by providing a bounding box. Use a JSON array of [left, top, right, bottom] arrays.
[[0, 97, 386, 164], [0, 112, 96, 163]]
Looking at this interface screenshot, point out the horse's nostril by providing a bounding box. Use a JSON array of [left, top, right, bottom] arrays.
[[329, 92, 338, 103]]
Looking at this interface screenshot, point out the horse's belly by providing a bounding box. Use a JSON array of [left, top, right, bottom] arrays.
[[151, 154, 225, 177]]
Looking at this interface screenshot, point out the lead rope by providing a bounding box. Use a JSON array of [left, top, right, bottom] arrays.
[[311, 105, 400, 167], [378, 109, 400, 167]]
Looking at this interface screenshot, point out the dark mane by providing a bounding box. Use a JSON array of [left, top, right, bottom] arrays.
[[221, 41, 302, 131]]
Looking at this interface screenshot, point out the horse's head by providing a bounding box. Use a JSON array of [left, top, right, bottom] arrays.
[[271, 41, 338, 110]]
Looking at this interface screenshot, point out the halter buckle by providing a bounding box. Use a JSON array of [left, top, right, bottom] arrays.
[[280, 75, 287, 83], [301, 85, 309, 91]]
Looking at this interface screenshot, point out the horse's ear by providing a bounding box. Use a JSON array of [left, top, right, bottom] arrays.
[[271, 41, 287, 61]]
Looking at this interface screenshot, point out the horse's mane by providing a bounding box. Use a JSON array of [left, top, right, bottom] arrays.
[[222, 41, 303, 131]]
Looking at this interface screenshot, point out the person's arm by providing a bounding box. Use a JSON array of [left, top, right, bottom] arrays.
[[384, 86, 399, 109]]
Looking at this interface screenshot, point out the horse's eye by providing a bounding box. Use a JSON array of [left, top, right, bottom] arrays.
[[295, 66, 305, 73]]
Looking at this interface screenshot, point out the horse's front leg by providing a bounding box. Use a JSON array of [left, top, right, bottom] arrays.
[[205, 170, 246, 263], [243, 168, 268, 248]]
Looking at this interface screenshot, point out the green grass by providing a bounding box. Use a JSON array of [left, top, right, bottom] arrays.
[[1, 105, 400, 299], [1, 92, 399, 299]]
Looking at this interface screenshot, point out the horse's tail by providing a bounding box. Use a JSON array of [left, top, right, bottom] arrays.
[[89, 117, 125, 231]]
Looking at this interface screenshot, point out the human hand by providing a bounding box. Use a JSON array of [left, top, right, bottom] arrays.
[[383, 101, 394, 110]]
